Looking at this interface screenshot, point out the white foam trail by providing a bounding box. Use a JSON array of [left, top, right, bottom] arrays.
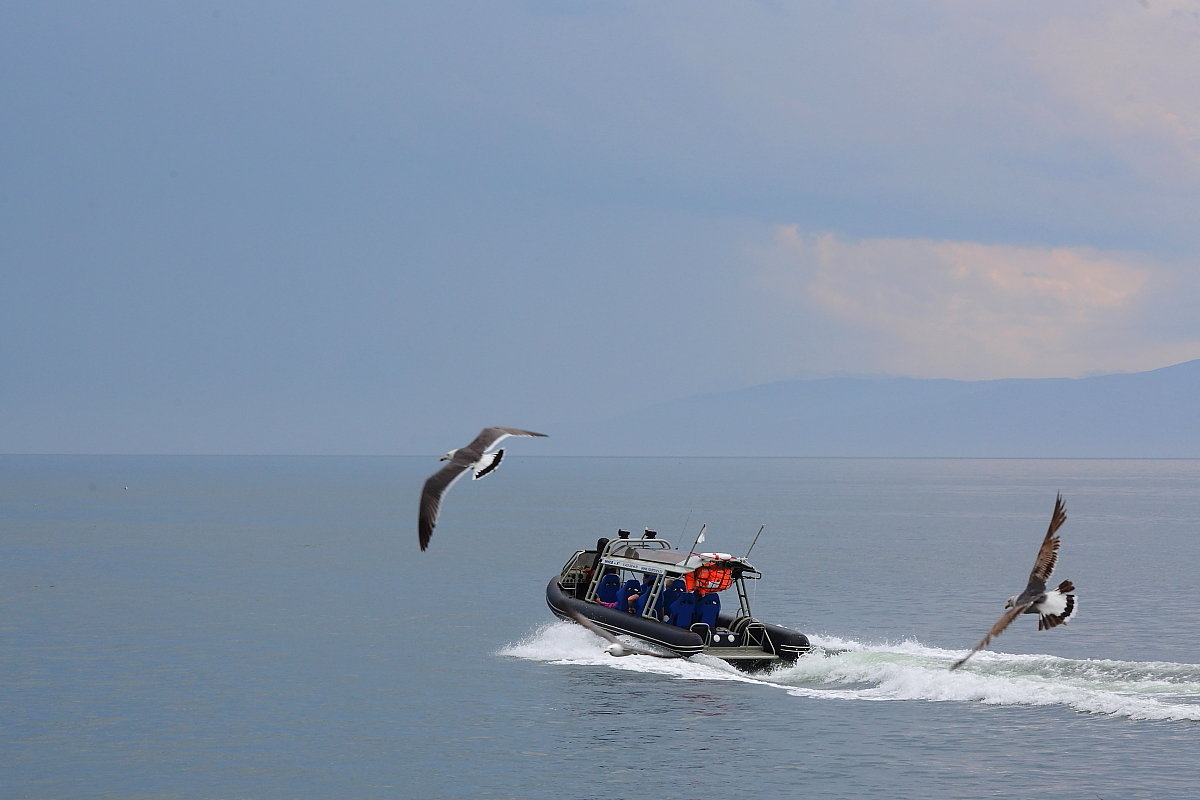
[[498, 622, 762, 683], [500, 624, 1200, 722]]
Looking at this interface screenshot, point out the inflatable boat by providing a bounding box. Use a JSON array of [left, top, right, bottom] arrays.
[[546, 529, 811, 671]]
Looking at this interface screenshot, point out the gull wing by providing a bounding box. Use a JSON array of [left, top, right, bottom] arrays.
[[1026, 493, 1067, 590], [566, 608, 624, 646], [566, 608, 681, 659], [462, 427, 548, 460], [949, 602, 1030, 670], [417, 460, 471, 551]]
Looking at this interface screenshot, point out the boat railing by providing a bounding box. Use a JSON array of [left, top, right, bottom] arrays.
[[600, 536, 674, 558], [733, 575, 755, 619]]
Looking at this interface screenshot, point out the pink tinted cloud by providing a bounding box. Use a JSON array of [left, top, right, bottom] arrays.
[[757, 228, 1197, 379]]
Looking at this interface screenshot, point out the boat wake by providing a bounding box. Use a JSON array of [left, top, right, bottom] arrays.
[[500, 623, 1200, 722]]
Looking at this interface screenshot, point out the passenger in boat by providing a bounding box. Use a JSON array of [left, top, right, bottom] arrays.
[[617, 578, 641, 614], [576, 566, 594, 598], [595, 572, 621, 608], [660, 579, 686, 621], [669, 590, 698, 628]]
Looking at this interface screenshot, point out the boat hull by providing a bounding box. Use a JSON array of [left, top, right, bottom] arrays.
[[546, 578, 810, 671]]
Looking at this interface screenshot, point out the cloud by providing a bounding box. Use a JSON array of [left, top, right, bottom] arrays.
[[6, 3, 1200, 453], [754, 227, 1200, 379], [1018, 0, 1200, 184]]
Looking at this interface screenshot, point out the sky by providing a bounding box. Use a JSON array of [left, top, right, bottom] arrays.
[[3, 1, 1199, 455]]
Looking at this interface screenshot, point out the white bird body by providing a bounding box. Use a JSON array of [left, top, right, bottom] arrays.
[[444, 447, 503, 479]]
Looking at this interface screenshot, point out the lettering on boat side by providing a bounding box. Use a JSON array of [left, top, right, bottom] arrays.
[[599, 557, 666, 574]]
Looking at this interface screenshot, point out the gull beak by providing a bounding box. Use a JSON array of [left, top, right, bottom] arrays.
[[439, 455, 450, 462]]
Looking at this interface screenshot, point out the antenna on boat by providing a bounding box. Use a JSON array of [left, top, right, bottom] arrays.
[[688, 523, 707, 555], [742, 524, 765, 560], [679, 509, 693, 539]]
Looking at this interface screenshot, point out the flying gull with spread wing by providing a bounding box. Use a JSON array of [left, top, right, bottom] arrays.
[[950, 493, 1077, 670], [418, 426, 547, 551], [566, 608, 682, 659]]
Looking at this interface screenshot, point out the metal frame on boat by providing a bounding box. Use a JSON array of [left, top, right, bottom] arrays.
[[546, 529, 810, 671]]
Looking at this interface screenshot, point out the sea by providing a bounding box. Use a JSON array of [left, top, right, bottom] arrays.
[[2, 455, 1198, 799]]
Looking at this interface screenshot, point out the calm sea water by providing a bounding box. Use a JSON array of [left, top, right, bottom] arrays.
[[2, 455, 1198, 799]]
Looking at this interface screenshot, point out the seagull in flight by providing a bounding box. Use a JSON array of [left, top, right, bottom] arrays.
[[566, 609, 682, 659], [950, 494, 1078, 670], [418, 426, 547, 551]]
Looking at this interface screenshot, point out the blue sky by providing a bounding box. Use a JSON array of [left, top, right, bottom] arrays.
[[3, 1, 1198, 454]]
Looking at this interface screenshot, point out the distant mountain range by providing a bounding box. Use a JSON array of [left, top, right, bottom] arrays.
[[556, 360, 1200, 457]]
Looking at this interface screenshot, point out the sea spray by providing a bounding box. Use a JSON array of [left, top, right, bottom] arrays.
[[501, 622, 1200, 722]]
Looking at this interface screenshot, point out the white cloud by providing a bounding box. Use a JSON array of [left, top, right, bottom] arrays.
[[754, 228, 1200, 379], [1017, 0, 1200, 182]]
